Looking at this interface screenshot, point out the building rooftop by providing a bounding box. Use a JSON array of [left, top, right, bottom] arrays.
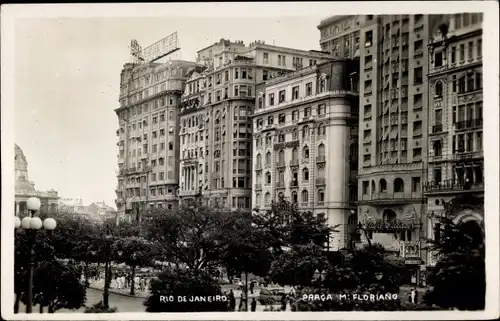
[[317, 15, 354, 29]]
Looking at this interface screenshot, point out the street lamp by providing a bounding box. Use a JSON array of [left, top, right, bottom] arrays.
[[14, 197, 57, 313], [102, 224, 114, 308], [375, 272, 384, 281]]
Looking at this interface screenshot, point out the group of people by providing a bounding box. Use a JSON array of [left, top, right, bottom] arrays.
[[86, 269, 151, 294], [224, 289, 259, 312]]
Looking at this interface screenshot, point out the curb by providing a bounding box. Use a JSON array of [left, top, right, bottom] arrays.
[[88, 286, 148, 299]]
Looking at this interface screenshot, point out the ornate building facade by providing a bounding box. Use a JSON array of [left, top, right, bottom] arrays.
[[424, 13, 484, 270], [14, 144, 59, 215], [115, 60, 197, 221], [252, 59, 360, 250], [178, 39, 333, 208]]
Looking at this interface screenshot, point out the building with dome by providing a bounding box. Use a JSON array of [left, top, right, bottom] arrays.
[[15, 144, 59, 215]]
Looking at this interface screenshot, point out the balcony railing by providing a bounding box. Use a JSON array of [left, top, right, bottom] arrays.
[[424, 179, 484, 193], [316, 155, 326, 163], [276, 182, 286, 189], [290, 180, 299, 187], [254, 184, 262, 190], [455, 118, 483, 130], [289, 159, 299, 166], [432, 124, 443, 133], [316, 177, 326, 185], [277, 161, 286, 167]]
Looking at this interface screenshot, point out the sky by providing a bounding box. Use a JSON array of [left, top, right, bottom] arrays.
[[13, 14, 324, 208]]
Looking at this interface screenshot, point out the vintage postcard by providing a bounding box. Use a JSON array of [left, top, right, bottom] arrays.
[[1, 1, 499, 320]]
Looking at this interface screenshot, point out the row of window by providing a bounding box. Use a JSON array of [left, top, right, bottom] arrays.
[[255, 189, 325, 206], [362, 177, 421, 195], [257, 166, 323, 185], [263, 80, 328, 107], [256, 144, 326, 167], [255, 105, 327, 129]]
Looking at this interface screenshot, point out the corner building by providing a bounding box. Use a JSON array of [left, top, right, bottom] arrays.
[[179, 39, 333, 208], [424, 13, 484, 271], [252, 59, 360, 250], [319, 15, 446, 286], [115, 60, 196, 220]]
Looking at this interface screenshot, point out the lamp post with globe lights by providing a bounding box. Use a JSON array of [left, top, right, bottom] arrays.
[[14, 197, 57, 314], [101, 224, 115, 309]]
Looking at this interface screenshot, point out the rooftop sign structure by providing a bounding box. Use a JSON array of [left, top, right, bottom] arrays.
[[130, 32, 180, 64]]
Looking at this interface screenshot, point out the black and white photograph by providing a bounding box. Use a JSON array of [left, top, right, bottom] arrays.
[[1, 2, 499, 320]]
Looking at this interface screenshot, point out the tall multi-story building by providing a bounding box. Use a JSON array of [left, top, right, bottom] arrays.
[[319, 14, 445, 286], [423, 13, 484, 271], [252, 59, 360, 250], [115, 60, 196, 220], [178, 39, 333, 208]]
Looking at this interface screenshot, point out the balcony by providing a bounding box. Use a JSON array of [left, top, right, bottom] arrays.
[[254, 184, 262, 190], [455, 118, 483, 131], [432, 124, 443, 134], [316, 177, 326, 186], [316, 155, 326, 163], [276, 182, 286, 189], [255, 163, 262, 170], [359, 192, 423, 204], [424, 179, 484, 194], [276, 161, 286, 168], [289, 159, 299, 167], [290, 180, 299, 188]]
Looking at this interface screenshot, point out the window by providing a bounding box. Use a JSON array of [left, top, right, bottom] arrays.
[[292, 129, 298, 140], [380, 179, 387, 192], [451, 46, 456, 63], [292, 86, 299, 100], [317, 124, 326, 136], [292, 191, 298, 203], [460, 44, 465, 61], [302, 126, 309, 139], [306, 82, 313, 96], [303, 146, 310, 159], [169, 142, 173, 150], [266, 172, 271, 185], [435, 82, 443, 97], [303, 168, 309, 181], [265, 152, 271, 165], [362, 181, 369, 195], [365, 30, 373, 47], [433, 140, 442, 157], [263, 52, 269, 64], [477, 39, 482, 57], [468, 41, 473, 59], [269, 93, 275, 106], [292, 110, 299, 121], [317, 190, 325, 202], [411, 177, 421, 193], [301, 190, 309, 202], [318, 104, 326, 116], [263, 70, 268, 81], [279, 90, 286, 103], [434, 51, 443, 67], [394, 178, 404, 193], [414, 67, 423, 84], [317, 143, 325, 156]]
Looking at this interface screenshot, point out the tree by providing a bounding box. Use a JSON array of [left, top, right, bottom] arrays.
[[142, 204, 241, 271], [268, 243, 329, 287], [32, 260, 86, 313], [423, 199, 485, 310], [113, 236, 155, 295], [144, 268, 228, 312]]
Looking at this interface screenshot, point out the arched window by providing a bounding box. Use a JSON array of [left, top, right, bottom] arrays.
[[371, 180, 376, 194], [265, 192, 271, 205], [302, 126, 309, 139], [383, 209, 397, 222], [317, 124, 326, 136], [169, 143, 173, 150], [266, 172, 272, 184], [433, 140, 442, 157], [255, 193, 261, 205], [435, 82, 443, 97], [256, 154, 262, 168], [317, 143, 325, 157], [266, 133, 272, 145], [278, 150, 285, 164], [394, 178, 404, 193], [291, 148, 298, 161], [317, 189, 325, 202], [303, 146, 310, 159], [292, 191, 298, 203], [301, 190, 309, 202], [265, 152, 271, 165], [303, 168, 309, 181], [380, 179, 387, 192], [292, 128, 299, 140], [278, 192, 285, 200]]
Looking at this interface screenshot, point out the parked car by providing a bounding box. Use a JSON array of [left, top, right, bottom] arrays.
[[258, 287, 286, 305]]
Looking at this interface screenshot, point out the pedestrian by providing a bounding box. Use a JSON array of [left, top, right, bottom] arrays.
[[251, 298, 257, 311], [249, 281, 254, 294], [228, 290, 236, 311], [280, 294, 287, 311], [409, 288, 417, 304], [238, 292, 245, 311]]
